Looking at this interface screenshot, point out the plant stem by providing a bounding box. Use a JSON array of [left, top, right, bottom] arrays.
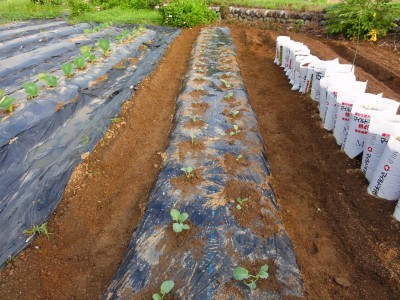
[[352, 13, 362, 72]]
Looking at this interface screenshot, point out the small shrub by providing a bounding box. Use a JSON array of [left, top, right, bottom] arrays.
[[326, 0, 398, 39], [160, 0, 218, 28], [68, 0, 93, 17]]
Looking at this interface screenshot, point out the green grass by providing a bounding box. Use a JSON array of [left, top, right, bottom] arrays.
[[208, 0, 329, 12], [0, 0, 65, 24], [69, 7, 162, 25]]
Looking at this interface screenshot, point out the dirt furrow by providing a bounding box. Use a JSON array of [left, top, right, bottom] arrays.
[[0, 28, 199, 300]]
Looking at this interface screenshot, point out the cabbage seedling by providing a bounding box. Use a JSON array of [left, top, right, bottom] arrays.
[[170, 209, 190, 233], [0, 91, 16, 112], [224, 92, 233, 100], [230, 125, 241, 136], [80, 45, 91, 57], [74, 56, 86, 70], [231, 110, 239, 117], [190, 115, 200, 122], [233, 265, 269, 290], [38, 73, 58, 88], [153, 280, 174, 300], [23, 82, 39, 99], [221, 79, 232, 88], [62, 62, 74, 78], [24, 222, 50, 239], [236, 154, 243, 161], [235, 197, 248, 210], [190, 134, 196, 144], [98, 38, 111, 56], [181, 166, 194, 178], [89, 53, 97, 63]]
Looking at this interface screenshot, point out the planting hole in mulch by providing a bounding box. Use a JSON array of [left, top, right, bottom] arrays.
[[223, 153, 250, 175], [177, 140, 206, 161]]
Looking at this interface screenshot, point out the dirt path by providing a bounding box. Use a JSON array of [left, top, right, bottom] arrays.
[[230, 25, 400, 299], [0, 28, 199, 300]]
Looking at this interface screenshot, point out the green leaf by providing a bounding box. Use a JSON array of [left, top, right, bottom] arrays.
[[152, 294, 161, 300], [98, 38, 110, 55], [23, 82, 39, 99], [0, 95, 16, 112], [236, 204, 241, 210], [233, 267, 250, 280], [80, 45, 91, 55], [74, 56, 86, 69], [258, 264, 269, 279], [45, 75, 58, 88], [62, 62, 74, 77], [170, 209, 181, 221], [182, 224, 190, 230], [89, 54, 96, 63], [186, 166, 193, 173], [172, 222, 183, 233], [244, 280, 257, 290], [160, 280, 174, 294], [179, 212, 189, 222]]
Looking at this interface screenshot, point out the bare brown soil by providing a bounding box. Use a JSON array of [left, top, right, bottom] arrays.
[[0, 27, 199, 299], [1, 23, 400, 300], [230, 25, 400, 299]]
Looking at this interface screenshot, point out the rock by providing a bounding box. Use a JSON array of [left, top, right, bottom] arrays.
[[334, 277, 351, 288]]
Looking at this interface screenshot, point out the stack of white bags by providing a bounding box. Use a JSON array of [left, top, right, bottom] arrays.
[[274, 36, 400, 221]]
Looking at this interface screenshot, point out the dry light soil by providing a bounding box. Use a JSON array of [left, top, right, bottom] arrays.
[[0, 24, 399, 299]]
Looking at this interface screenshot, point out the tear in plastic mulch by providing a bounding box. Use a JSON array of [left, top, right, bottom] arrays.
[[0, 20, 181, 267], [105, 27, 303, 300]]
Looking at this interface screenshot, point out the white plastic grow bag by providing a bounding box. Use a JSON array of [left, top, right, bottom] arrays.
[[309, 58, 339, 102], [333, 92, 380, 146], [319, 73, 358, 122], [393, 200, 400, 221], [285, 42, 307, 77], [361, 115, 400, 182], [289, 54, 310, 88], [323, 80, 367, 131], [342, 98, 399, 159], [274, 36, 291, 66], [368, 136, 400, 200], [298, 56, 318, 93]]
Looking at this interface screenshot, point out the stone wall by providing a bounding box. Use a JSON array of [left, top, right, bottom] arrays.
[[209, 6, 326, 26]]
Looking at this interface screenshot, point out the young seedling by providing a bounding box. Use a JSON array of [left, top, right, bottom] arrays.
[[6, 256, 15, 265], [190, 115, 200, 122], [80, 45, 91, 58], [231, 110, 239, 117], [89, 53, 97, 64], [230, 125, 241, 136], [74, 56, 86, 70], [62, 62, 74, 78], [115, 34, 124, 44], [24, 222, 50, 239], [170, 209, 190, 233], [235, 197, 248, 210], [23, 82, 39, 99], [190, 133, 196, 144], [221, 79, 232, 88], [38, 73, 58, 88], [153, 280, 174, 300], [236, 154, 243, 161], [233, 265, 269, 290], [0, 91, 16, 113], [98, 38, 111, 56], [181, 166, 194, 179], [110, 117, 123, 123], [224, 92, 233, 100], [82, 135, 89, 146]]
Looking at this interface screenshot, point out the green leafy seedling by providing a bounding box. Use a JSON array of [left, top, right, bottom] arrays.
[[82, 135, 89, 146], [235, 197, 248, 210], [190, 133, 196, 144], [38, 73, 58, 88], [23, 82, 39, 99], [190, 115, 200, 122], [181, 166, 194, 179], [89, 53, 97, 64], [0, 91, 17, 113], [115, 34, 124, 44], [74, 56, 86, 70], [221, 79, 232, 88], [236, 154, 243, 161], [62, 62, 74, 78], [153, 280, 174, 300], [170, 209, 190, 233], [24, 222, 50, 239], [233, 265, 269, 290], [230, 125, 241, 136], [80, 45, 91, 56], [98, 38, 111, 56], [6, 256, 15, 265], [231, 110, 239, 117], [110, 117, 123, 123], [224, 92, 233, 100]]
